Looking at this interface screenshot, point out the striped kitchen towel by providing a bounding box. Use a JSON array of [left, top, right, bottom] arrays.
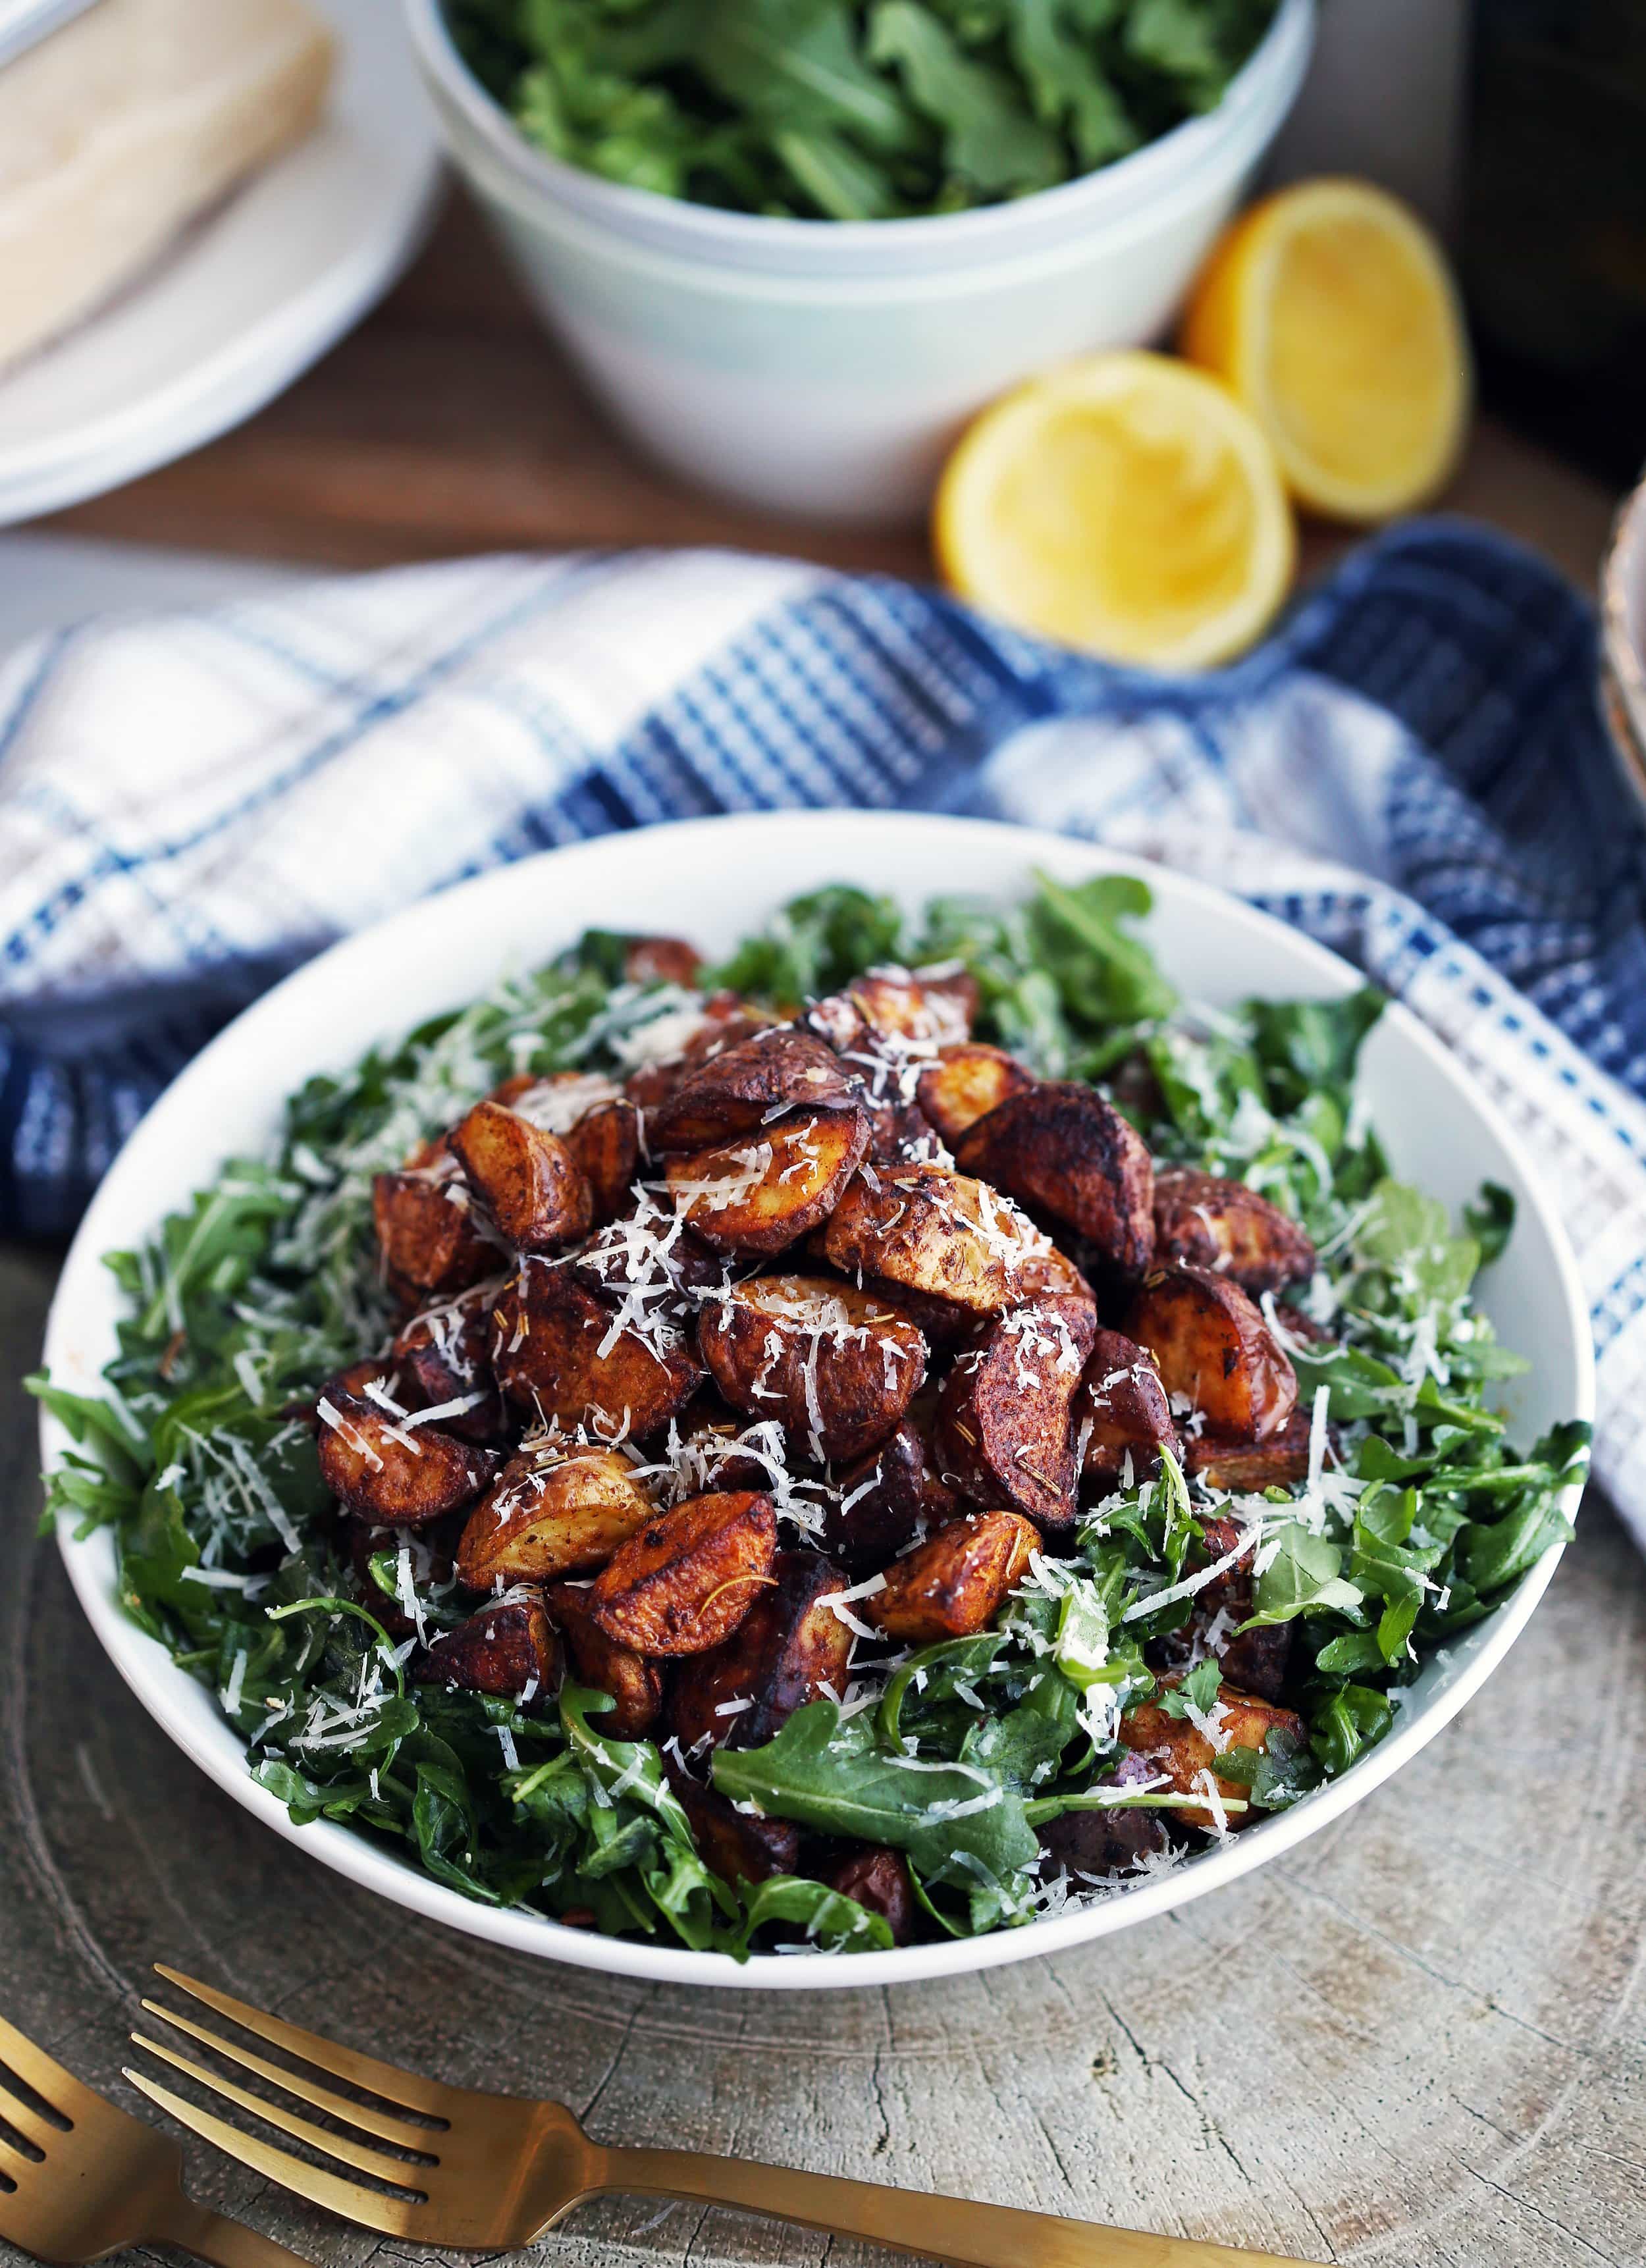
[[3, 519, 1643, 1544]]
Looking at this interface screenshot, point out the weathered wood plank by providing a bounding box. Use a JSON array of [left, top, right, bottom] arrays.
[[3, 1240, 1641, 2268]]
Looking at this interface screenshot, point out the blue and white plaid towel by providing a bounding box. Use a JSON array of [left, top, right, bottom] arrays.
[[5, 521, 1644, 1550]]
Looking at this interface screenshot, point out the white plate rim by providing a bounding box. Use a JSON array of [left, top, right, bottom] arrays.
[[40, 811, 1595, 1990]]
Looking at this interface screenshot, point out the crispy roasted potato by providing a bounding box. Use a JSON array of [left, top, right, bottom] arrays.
[[313, 1356, 394, 1414], [490, 1260, 702, 1437], [916, 1043, 1036, 1144], [1075, 1329, 1179, 1486], [490, 1068, 622, 1126], [565, 1099, 642, 1227], [666, 1765, 800, 1886], [1036, 1751, 1176, 1881], [456, 1446, 656, 1587], [1185, 1406, 1315, 1493], [317, 1387, 499, 1528], [450, 1099, 593, 1254], [1123, 1267, 1297, 1441], [575, 1194, 730, 1315], [803, 966, 970, 1057], [822, 1163, 1047, 1317], [823, 1845, 916, 1944], [667, 1549, 853, 1753], [697, 1273, 926, 1461], [822, 1420, 958, 1568], [623, 996, 775, 1111], [589, 1489, 778, 1656], [935, 1293, 1097, 1528], [545, 1580, 664, 1737], [372, 1165, 495, 1296], [864, 1510, 1039, 1643], [955, 1083, 1155, 1280], [622, 935, 703, 988], [1120, 1681, 1305, 1833], [1151, 1512, 1293, 1703], [668, 1108, 869, 1257], [861, 1092, 945, 1169], [1152, 1167, 1316, 1294], [857, 1273, 984, 1353], [392, 1284, 507, 1444], [650, 1028, 859, 1152], [416, 1593, 557, 1704]]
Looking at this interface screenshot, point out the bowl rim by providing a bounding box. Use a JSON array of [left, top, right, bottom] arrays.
[[401, 0, 1314, 265], [40, 810, 1594, 1991]]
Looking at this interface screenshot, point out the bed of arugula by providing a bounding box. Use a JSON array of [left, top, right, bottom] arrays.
[[446, 0, 1281, 221], [33, 874, 1588, 1961]]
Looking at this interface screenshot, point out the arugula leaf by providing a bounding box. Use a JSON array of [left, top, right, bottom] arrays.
[[1246, 1523, 1364, 1629], [1161, 1658, 1221, 1716], [866, 1, 1065, 194]]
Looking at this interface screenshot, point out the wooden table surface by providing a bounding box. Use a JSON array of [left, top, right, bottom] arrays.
[[6, 192, 1643, 2268]]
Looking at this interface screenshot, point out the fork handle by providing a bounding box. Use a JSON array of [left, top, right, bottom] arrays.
[[595, 2146, 1311, 2268], [159, 2197, 319, 2268]]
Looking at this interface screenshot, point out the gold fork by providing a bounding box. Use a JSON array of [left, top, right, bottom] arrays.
[[0, 2007, 313, 2268], [128, 1966, 1313, 2268]]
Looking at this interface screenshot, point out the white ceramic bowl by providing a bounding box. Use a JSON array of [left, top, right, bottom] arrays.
[[40, 812, 1592, 1991], [402, 0, 1315, 522]]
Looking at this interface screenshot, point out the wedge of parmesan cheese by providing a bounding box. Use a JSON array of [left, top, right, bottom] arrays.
[[0, 0, 333, 373]]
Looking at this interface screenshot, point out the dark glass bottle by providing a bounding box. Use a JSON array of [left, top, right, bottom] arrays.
[[1462, 0, 1646, 479]]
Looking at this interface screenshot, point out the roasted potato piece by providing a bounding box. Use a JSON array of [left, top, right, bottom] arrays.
[[650, 1028, 859, 1152], [822, 1421, 959, 1568], [864, 1510, 1039, 1643], [456, 1446, 656, 1588], [955, 1082, 1155, 1280], [623, 935, 703, 988], [1151, 1512, 1293, 1703], [392, 1284, 507, 1445], [1075, 1329, 1179, 1486], [859, 1273, 983, 1353], [317, 1388, 499, 1528], [1152, 1167, 1316, 1294], [935, 1294, 1097, 1529], [805, 966, 975, 1056], [697, 1273, 926, 1462], [545, 1580, 664, 1737], [564, 1100, 642, 1227], [490, 1068, 622, 1125], [313, 1356, 394, 1414], [1036, 1751, 1175, 1882], [623, 996, 775, 1111], [575, 1193, 730, 1317], [449, 1099, 593, 1255], [491, 1261, 702, 1437], [824, 1845, 916, 1944], [822, 1163, 1047, 1317], [668, 1108, 869, 1257], [589, 1489, 778, 1656], [916, 1043, 1036, 1144], [861, 1092, 945, 1169], [1121, 1681, 1305, 1833], [1185, 1406, 1315, 1493], [1123, 1267, 1297, 1442], [417, 1594, 557, 1704], [371, 1165, 494, 1296], [667, 1550, 853, 1754], [667, 1766, 800, 1886]]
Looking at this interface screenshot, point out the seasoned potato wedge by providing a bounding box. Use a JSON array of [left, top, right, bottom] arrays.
[[861, 1092, 945, 1169], [417, 1594, 557, 1704], [589, 1489, 778, 1656], [1152, 1167, 1316, 1294], [317, 1388, 499, 1528], [623, 997, 774, 1111], [1120, 1681, 1305, 1833], [491, 1261, 702, 1437], [392, 1284, 507, 1444], [864, 1510, 1038, 1643], [955, 1082, 1155, 1279], [667, 1766, 800, 1886], [491, 1068, 622, 1127], [667, 1549, 853, 1754], [372, 1165, 495, 1296], [935, 1293, 1097, 1528], [564, 1099, 643, 1228], [456, 1446, 656, 1588], [668, 1108, 869, 1257], [822, 1163, 1047, 1317], [1075, 1329, 1179, 1486], [575, 1193, 730, 1316], [697, 1273, 926, 1461], [1036, 1751, 1175, 1880], [1123, 1267, 1298, 1441], [313, 1356, 394, 1413], [916, 1043, 1036, 1144], [824, 1845, 916, 1944], [805, 966, 975, 1056], [450, 1099, 593, 1254], [1185, 1407, 1315, 1494], [822, 1420, 958, 1568], [650, 1028, 859, 1152], [545, 1579, 664, 1737], [857, 1273, 983, 1353]]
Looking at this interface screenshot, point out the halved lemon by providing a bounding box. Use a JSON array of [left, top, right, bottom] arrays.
[[1183, 178, 1472, 524], [934, 351, 1294, 672]]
